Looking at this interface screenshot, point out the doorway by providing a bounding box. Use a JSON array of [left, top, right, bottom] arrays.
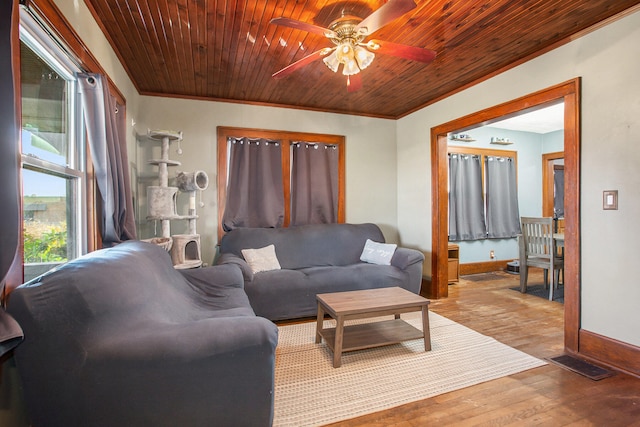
[[428, 79, 581, 354], [542, 151, 565, 230]]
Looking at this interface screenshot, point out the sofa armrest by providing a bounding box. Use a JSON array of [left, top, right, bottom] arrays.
[[391, 247, 425, 270], [391, 248, 425, 294], [90, 316, 278, 361], [217, 253, 254, 282]]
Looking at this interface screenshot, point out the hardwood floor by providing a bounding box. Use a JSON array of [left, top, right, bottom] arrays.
[[325, 270, 640, 426]]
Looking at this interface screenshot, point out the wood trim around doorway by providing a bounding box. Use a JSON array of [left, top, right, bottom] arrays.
[[429, 78, 581, 354]]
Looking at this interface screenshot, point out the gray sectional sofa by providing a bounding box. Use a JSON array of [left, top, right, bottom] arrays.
[[8, 241, 278, 427], [216, 223, 425, 321]]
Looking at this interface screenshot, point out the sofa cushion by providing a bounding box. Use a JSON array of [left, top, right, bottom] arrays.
[[241, 244, 281, 274], [302, 264, 409, 290], [244, 264, 410, 320], [360, 239, 397, 265], [219, 223, 385, 269], [243, 269, 312, 319]]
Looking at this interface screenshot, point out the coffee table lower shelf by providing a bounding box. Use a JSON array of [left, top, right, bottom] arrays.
[[319, 319, 424, 353]]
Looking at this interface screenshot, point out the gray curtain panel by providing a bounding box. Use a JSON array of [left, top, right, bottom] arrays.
[[290, 142, 339, 225], [222, 137, 284, 231], [554, 168, 565, 217], [449, 153, 487, 241], [77, 73, 137, 246], [0, 0, 24, 356], [485, 156, 521, 238]]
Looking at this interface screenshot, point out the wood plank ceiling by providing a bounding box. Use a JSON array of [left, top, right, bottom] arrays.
[[84, 0, 640, 119]]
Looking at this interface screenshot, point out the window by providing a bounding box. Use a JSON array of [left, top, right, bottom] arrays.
[[448, 146, 520, 241], [20, 11, 86, 281], [217, 127, 345, 237]]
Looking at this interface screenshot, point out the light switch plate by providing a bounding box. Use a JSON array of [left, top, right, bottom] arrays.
[[603, 190, 618, 210]]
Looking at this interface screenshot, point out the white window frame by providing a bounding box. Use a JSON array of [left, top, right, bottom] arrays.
[[20, 9, 87, 279]]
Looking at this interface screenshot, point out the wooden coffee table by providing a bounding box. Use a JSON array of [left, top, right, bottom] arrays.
[[315, 287, 431, 368]]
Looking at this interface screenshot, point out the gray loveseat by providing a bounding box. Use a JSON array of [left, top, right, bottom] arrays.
[[216, 223, 425, 321], [8, 241, 278, 427]]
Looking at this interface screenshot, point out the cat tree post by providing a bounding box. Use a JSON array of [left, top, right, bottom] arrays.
[[172, 170, 209, 268], [146, 130, 183, 238], [145, 129, 209, 269]]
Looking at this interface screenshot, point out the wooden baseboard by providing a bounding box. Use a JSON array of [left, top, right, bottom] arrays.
[[459, 260, 510, 275], [577, 329, 640, 378]]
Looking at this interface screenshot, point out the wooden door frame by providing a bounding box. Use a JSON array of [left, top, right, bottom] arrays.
[[429, 78, 581, 354]]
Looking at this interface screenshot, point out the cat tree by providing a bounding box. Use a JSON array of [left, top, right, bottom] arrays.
[[145, 129, 208, 269]]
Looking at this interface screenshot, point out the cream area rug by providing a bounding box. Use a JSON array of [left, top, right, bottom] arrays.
[[273, 311, 546, 427]]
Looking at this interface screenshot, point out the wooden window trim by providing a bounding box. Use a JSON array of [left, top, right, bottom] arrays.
[[216, 126, 346, 240]]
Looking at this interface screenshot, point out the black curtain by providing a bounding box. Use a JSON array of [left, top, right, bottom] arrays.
[[290, 142, 339, 225], [222, 137, 284, 231], [0, 0, 24, 357]]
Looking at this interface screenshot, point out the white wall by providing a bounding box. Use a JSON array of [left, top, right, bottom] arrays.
[[135, 98, 398, 264], [397, 10, 640, 347]]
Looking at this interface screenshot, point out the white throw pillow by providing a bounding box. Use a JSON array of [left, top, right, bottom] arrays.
[[360, 239, 397, 265], [241, 245, 281, 274]]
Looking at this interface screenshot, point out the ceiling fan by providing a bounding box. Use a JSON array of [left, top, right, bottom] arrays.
[[270, 0, 436, 92]]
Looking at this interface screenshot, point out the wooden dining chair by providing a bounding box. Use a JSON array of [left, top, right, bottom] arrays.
[[518, 217, 564, 300]]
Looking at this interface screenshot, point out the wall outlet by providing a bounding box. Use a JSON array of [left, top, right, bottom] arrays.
[[490, 250, 495, 259]]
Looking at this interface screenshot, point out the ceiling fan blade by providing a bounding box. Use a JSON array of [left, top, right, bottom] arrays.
[[346, 74, 362, 93], [270, 17, 336, 38], [356, 0, 417, 36], [368, 39, 436, 63], [272, 49, 332, 79]]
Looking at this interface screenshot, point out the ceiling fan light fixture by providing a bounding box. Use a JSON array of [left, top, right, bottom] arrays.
[[335, 43, 354, 64], [354, 45, 375, 70], [322, 49, 340, 72], [270, 0, 435, 91], [342, 58, 360, 76]]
